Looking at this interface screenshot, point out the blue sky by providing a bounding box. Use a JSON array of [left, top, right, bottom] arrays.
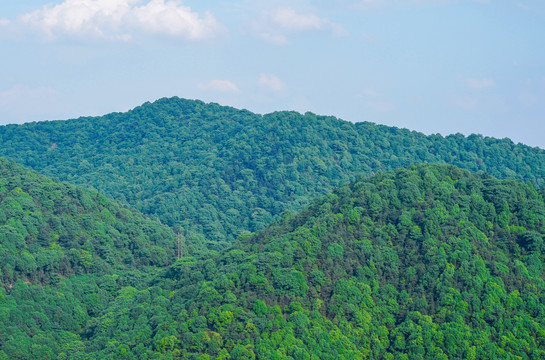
[[1, 0, 544, 148]]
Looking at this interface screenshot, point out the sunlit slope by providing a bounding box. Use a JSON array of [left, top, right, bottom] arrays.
[[84, 164, 545, 359]]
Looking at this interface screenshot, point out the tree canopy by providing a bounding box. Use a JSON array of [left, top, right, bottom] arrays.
[[3, 163, 545, 359], [1, 97, 544, 246]]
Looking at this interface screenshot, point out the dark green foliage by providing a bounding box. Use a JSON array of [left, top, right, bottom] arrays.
[[3, 95, 545, 358], [1, 97, 545, 246], [0, 158, 176, 285]]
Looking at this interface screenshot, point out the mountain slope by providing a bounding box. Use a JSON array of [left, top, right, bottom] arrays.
[[1, 97, 545, 246], [60, 164, 545, 359], [0, 157, 176, 287], [0, 157, 179, 359]]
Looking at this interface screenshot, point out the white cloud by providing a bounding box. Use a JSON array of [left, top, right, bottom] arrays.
[[352, 0, 451, 10], [465, 77, 495, 89], [257, 32, 288, 45], [358, 87, 394, 112], [253, 7, 347, 44], [198, 80, 240, 94], [131, 0, 218, 38], [258, 74, 285, 92], [362, 88, 380, 97], [17, 0, 219, 41], [353, 0, 388, 10], [270, 8, 326, 31]]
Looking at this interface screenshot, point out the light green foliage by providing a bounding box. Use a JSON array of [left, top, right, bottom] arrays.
[[0, 158, 176, 285], [0, 158, 177, 359], [51, 164, 543, 360]]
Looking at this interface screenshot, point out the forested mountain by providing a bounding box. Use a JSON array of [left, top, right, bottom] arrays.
[[0, 157, 176, 285], [83, 164, 545, 359], [1, 97, 545, 247], [0, 157, 178, 359], [3, 164, 545, 359]]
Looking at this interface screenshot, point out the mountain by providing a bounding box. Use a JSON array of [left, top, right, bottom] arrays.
[[0, 157, 176, 285], [4, 164, 542, 359], [1, 97, 545, 248], [86, 164, 545, 359], [0, 157, 177, 359]]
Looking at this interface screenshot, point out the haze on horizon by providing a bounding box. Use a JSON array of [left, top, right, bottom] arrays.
[[0, 0, 544, 148]]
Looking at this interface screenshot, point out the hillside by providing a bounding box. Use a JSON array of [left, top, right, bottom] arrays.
[[0, 157, 177, 359], [3, 164, 543, 359], [0, 157, 176, 284], [83, 164, 545, 359], [1, 97, 545, 247]]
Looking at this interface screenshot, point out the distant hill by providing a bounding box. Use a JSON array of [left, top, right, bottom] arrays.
[[12, 163, 541, 359], [1, 97, 545, 246]]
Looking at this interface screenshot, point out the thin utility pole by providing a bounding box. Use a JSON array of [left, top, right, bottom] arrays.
[[177, 232, 184, 259]]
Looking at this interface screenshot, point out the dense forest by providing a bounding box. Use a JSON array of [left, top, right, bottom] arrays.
[[2, 162, 545, 359], [0, 157, 177, 283], [1, 97, 545, 247], [0, 158, 178, 359], [2, 99, 545, 359]]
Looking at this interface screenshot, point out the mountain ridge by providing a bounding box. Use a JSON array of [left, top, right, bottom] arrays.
[[1, 97, 544, 247], [0, 156, 182, 359]]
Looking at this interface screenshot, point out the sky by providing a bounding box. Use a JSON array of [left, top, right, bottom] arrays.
[[1, 0, 544, 148]]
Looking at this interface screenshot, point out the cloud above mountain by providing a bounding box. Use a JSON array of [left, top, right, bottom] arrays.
[[258, 74, 285, 92], [465, 77, 495, 89], [10, 0, 220, 41], [198, 80, 240, 94], [252, 7, 347, 45]]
